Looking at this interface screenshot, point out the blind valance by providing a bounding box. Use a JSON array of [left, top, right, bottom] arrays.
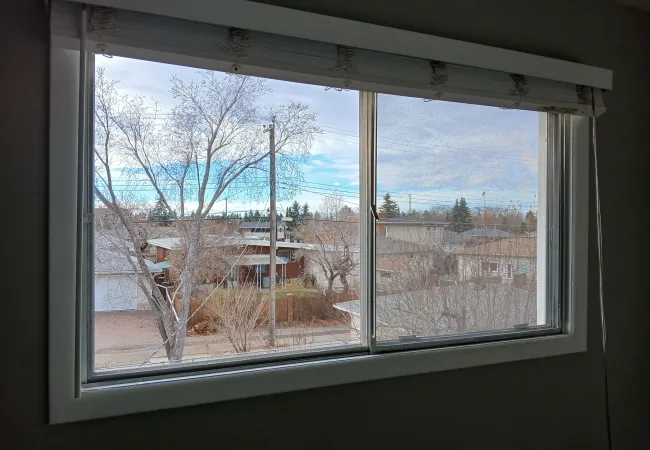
[[51, 1, 607, 116]]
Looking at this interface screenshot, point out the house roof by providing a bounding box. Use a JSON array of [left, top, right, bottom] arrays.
[[376, 236, 435, 255], [95, 250, 162, 275], [147, 236, 303, 250], [461, 227, 511, 239], [155, 260, 172, 270], [229, 254, 288, 266], [455, 236, 536, 258], [239, 221, 285, 228], [376, 258, 411, 272], [334, 283, 536, 335], [379, 215, 447, 226]]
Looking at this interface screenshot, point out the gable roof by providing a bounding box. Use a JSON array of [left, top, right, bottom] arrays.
[[456, 236, 536, 258], [95, 250, 162, 275]]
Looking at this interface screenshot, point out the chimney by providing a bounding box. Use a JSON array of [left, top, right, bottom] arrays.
[[377, 211, 388, 237]]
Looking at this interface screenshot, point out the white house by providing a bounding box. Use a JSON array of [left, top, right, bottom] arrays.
[[455, 236, 537, 284], [94, 249, 162, 312]]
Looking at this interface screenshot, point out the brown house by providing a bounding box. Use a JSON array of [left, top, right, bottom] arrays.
[[147, 236, 305, 287]]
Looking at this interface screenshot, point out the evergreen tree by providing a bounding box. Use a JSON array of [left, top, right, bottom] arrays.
[[379, 192, 400, 217], [524, 210, 537, 233], [447, 197, 473, 232], [150, 195, 172, 226], [301, 202, 311, 219], [457, 197, 472, 231]]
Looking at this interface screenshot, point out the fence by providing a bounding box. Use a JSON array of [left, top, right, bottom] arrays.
[[275, 292, 357, 323], [168, 287, 358, 331]]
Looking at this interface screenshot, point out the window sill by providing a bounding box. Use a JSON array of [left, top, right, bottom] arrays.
[[51, 330, 586, 423]]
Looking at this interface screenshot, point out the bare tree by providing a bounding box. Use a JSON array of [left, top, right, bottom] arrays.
[[371, 235, 537, 339], [296, 219, 358, 294], [94, 67, 319, 361], [372, 282, 535, 339], [205, 284, 268, 353], [319, 192, 344, 221]]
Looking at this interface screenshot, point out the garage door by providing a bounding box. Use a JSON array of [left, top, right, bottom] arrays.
[[95, 275, 138, 311]]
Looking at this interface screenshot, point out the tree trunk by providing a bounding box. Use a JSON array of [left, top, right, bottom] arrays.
[[339, 273, 350, 294], [325, 274, 335, 295], [171, 226, 201, 362]]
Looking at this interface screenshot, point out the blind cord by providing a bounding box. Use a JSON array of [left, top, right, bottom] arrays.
[[592, 87, 612, 450]]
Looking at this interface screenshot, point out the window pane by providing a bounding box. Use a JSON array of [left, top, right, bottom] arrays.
[[374, 94, 546, 342], [93, 56, 360, 371]]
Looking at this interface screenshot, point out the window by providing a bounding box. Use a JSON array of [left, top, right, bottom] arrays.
[[480, 261, 499, 274], [49, 0, 598, 423], [376, 95, 550, 344], [90, 56, 360, 373], [279, 250, 297, 262]]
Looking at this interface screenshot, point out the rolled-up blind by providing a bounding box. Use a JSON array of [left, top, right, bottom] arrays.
[[51, 1, 606, 116]]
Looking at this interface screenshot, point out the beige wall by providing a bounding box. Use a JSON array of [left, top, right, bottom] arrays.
[[457, 254, 537, 283], [386, 224, 443, 244], [4, 1, 649, 448]]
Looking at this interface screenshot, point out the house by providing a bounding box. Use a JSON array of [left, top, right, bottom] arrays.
[[94, 249, 162, 311], [147, 236, 305, 288], [335, 283, 536, 340], [376, 212, 448, 245], [299, 235, 447, 293], [455, 236, 537, 284], [461, 227, 511, 241], [239, 219, 288, 241], [376, 213, 512, 254]]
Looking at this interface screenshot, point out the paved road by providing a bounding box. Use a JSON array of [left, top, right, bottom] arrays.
[[94, 311, 355, 369]]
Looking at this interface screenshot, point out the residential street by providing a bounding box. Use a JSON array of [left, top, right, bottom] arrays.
[[94, 311, 354, 369]]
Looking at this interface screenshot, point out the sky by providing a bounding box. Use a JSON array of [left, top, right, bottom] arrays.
[[97, 56, 540, 217]]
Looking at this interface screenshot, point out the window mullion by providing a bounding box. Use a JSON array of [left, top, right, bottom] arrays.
[[359, 91, 377, 352], [84, 52, 96, 382]]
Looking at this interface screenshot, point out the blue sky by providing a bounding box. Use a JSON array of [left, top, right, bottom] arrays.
[[98, 56, 539, 216]]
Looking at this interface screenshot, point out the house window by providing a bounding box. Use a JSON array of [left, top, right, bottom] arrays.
[[481, 261, 499, 273], [49, 0, 596, 423], [519, 262, 530, 275], [278, 250, 296, 262], [507, 264, 513, 278]]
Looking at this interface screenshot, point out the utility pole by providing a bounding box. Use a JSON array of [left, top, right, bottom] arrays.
[[265, 118, 277, 347], [408, 194, 412, 215], [225, 198, 228, 218]]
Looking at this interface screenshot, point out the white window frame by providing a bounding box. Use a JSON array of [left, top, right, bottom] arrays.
[[49, 8, 591, 424]]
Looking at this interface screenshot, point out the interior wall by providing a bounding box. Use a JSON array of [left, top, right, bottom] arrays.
[[2, 0, 648, 448]]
